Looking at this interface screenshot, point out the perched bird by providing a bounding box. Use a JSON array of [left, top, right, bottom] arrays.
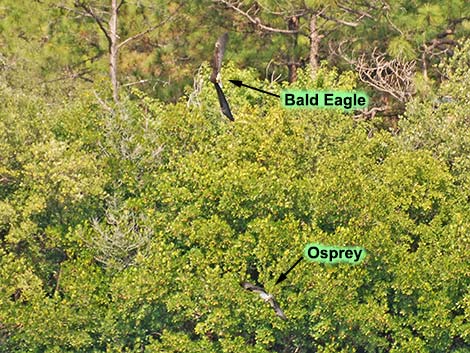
[[210, 33, 234, 121], [240, 281, 287, 320]]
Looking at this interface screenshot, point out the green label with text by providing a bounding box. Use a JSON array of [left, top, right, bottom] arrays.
[[282, 90, 368, 110], [303, 243, 366, 264]]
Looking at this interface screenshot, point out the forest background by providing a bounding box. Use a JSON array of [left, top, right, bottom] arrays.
[[1, 0, 470, 352]]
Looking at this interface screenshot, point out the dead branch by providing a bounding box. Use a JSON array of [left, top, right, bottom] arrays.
[[337, 4, 373, 20], [75, 1, 112, 46], [214, 0, 299, 34], [89, 196, 154, 269], [318, 13, 359, 27], [117, 3, 183, 49], [351, 48, 415, 102], [122, 79, 149, 87], [40, 67, 94, 84], [353, 106, 387, 119]]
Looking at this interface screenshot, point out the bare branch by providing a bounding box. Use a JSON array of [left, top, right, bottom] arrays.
[[214, 0, 299, 34], [265, 59, 283, 83], [40, 68, 94, 84], [318, 13, 359, 27], [337, 4, 373, 19], [88, 196, 154, 269], [187, 65, 204, 108], [94, 90, 114, 113], [122, 79, 149, 87], [332, 43, 415, 102], [384, 12, 403, 35], [57, 4, 93, 18], [353, 106, 387, 119], [255, 0, 309, 17], [353, 49, 416, 102], [328, 39, 355, 62], [75, 1, 112, 46], [117, 4, 183, 49]]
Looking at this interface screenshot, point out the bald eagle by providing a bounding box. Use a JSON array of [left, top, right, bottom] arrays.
[[240, 281, 287, 320], [210, 33, 234, 121]]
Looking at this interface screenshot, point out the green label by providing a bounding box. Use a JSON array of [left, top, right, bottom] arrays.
[[303, 243, 366, 264], [281, 90, 368, 110]]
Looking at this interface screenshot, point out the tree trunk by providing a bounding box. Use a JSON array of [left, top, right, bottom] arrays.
[[309, 14, 320, 77], [109, 0, 119, 103], [287, 16, 299, 83], [421, 45, 428, 80], [287, 62, 297, 83]]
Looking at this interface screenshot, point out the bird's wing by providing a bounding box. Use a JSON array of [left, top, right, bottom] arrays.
[[210, 33, 229, 84], [213, 82, 234, 121], [268, 297, 287, 320], [241, 282, 287, 320], [240, 281, 266, 294], [209, 33, 233, 121]]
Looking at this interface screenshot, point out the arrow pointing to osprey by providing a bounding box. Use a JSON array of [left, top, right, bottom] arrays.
[[275, 256, 303, 285], [229, 80, 280, 98]]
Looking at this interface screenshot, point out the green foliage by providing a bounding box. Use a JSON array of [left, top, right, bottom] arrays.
[[399, 39, 470, 193], [387, 36, 416, 60]]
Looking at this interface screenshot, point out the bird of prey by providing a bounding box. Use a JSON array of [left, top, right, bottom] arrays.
[[240, 281, 287, 320], [210, 33, 234, 121]]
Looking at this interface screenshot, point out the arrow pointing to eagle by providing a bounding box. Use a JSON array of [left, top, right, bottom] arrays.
[[229, 80, 280, 98]]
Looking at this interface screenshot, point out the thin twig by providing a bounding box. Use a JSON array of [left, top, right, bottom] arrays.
[[118, 3, 183, 49], [215, 0, 299, 34]]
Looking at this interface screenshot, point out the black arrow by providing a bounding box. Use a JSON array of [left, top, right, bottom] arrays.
[[229, 80, 280, 98], [275, 256, 303, 285]]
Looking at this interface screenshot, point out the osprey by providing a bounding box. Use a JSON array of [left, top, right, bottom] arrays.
[[210, 33, 234, 121], [240, 281, 287, 320]]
